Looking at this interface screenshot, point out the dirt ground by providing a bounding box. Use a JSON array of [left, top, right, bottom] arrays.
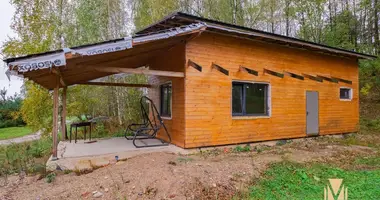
[[0, 135, 377, 200]]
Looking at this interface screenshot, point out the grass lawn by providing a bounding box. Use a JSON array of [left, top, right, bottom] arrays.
[[0, 136, 52, 175], [0, 126, 33, 140], [241, 160, 380, 200]]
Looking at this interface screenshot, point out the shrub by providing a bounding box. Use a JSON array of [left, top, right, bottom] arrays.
[[45, 172, 56, 183], [234, 145, 251, 152]]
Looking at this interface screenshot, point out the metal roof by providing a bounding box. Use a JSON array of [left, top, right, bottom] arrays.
[[137, 12, 376, 59]]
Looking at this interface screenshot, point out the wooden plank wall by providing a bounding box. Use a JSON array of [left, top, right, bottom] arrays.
[[148, 43, 186, 148], [184, 32, 359, 148]]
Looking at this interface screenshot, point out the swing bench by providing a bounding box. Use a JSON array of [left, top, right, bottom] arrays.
[[125, 96, 171, 148]]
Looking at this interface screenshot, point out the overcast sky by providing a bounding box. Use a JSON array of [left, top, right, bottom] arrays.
[[0, 1, 22, 97]]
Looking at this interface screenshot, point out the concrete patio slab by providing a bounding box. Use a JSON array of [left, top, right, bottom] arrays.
[[59, 137, 181, 158], [47, 137, 189, 172]]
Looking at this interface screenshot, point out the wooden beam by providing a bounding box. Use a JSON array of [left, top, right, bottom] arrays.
[[51, 67, 67, 87], [240, 66, 258, 76], [52, 76, 59, 160], [94, 67, 184, 77], [188, 59, 202, 72], [317, 75, 338, 83], [78, 82, 152, 88], [212, 63, 229, 76], [61, 87, 67, 140], [302, 73, 323, 82], [331, 76, 352, 85], [284, 71, 304, 80], [264, 68, 284, 78]]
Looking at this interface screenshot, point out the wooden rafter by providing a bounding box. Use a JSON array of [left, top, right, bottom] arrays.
[[264, 68, 284, 78], [51, 67, 67, 86], [240, 66, 258, 76], [188, 59, 202, 72], [331, 76, 352, 84], [284, 71, 304, 80], [212, 63, 229, 76], [78, 82, 152, 88], [302, 73, 323, 82], [317, 75, 338, 83], [94, 67, 185, 77]]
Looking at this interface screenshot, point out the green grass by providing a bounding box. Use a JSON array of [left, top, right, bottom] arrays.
[[243, 161, 380, 200], [0, 126, 33, 140], [355, 156, 380, 167], [0, 136, 52, 175]]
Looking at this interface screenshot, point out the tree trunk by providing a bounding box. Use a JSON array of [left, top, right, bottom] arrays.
[[374, 0, 380, 54]]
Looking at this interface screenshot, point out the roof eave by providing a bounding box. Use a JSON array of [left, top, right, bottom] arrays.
[[137, 12, 376, 60]]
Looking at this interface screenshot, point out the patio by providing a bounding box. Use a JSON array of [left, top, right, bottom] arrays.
[[47, 137, 188, 172]]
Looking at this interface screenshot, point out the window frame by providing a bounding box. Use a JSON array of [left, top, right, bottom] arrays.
[[160, 82, 172, 119], [231, 81, 271, 118], [339, 87, 352, 101]]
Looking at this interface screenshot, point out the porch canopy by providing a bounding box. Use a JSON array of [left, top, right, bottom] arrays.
[[3, 23, 206, 159]]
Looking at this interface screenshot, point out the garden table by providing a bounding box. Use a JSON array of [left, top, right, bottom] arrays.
[[70, 121, 93, 143]]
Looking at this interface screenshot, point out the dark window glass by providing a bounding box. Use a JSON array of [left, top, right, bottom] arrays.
[[245, 84, 267, 115], [232, 82, 269, 116], [232, 84, 243, 114], [340, 88, 351, 99], [160, 83, 172, 117]]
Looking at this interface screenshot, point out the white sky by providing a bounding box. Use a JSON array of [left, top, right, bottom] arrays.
[[0, 1, 22, 97]]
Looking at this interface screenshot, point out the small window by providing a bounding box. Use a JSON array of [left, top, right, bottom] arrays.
[[232, 82, 269, 116], [340, 88, 352, 100], [160, 83, 172, 117]]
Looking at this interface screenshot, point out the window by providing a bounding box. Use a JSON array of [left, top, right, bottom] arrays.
[[160, 83, 172, 117], [340, 88, 352, 100], [232, 82, 270, 116]]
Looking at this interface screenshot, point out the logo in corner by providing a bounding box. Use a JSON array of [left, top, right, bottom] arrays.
[[324, 179, 348, 200]]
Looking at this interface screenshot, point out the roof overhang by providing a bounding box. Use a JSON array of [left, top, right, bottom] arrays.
[[3, 23, 206, 89], [137, 12, 376, 60]]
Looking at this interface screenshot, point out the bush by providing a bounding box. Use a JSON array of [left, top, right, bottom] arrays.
[[0, 120, 19, 128], [45, 172, 56, 183], [0, 94, 25, 128], [234, 145, 251, 152]]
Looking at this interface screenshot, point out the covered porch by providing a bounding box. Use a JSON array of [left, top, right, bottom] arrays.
[[4, 23, 206, 159]]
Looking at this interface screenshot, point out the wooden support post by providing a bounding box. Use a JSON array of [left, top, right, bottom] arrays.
[[52, 76, 59, 160], [61, 87, 67, 140]]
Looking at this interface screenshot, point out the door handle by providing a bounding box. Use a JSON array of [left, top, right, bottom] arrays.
[[306, 111, 309, 116]]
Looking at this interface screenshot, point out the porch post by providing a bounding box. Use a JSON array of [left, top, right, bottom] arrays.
[[61, 86, 67, 140], [52, 76, 59, 160]]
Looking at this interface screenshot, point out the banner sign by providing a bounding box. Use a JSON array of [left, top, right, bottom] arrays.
[[8, 52, 66, 73], [74, 37, 132, 56]]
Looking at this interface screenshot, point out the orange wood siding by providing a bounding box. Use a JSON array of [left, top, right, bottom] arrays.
[[184, 32, 359, 148], [148, 44, 186, 148]]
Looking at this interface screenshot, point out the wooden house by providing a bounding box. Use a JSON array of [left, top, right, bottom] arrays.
[[4, 12, 375, 157]]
